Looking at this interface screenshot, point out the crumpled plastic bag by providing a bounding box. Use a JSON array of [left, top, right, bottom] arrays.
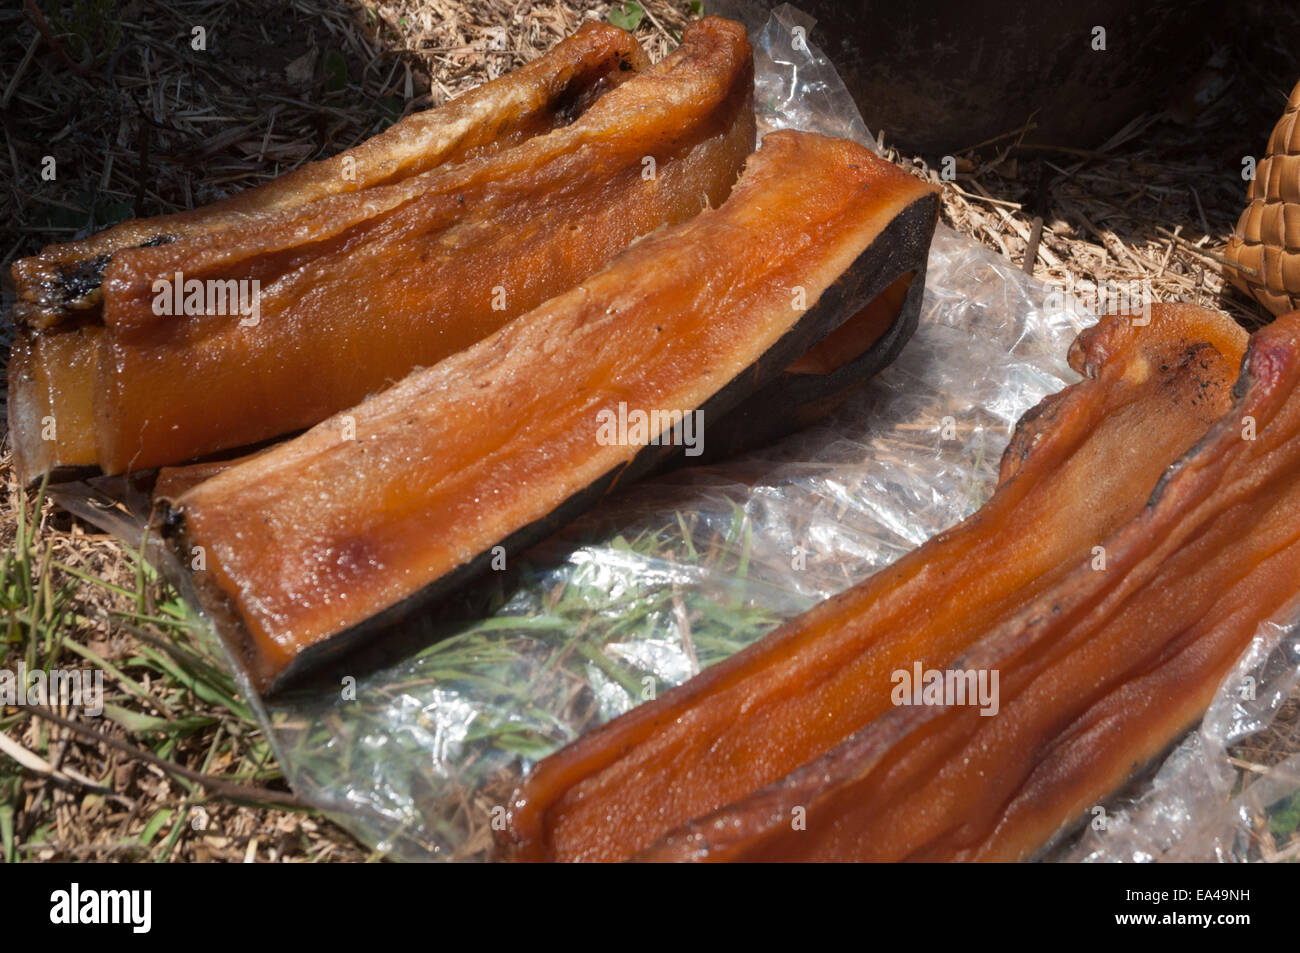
[[49, 2, 1300, 862]]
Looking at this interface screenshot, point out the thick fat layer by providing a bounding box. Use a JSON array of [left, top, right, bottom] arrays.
[[22, 17, 755, 478], [174, 129, 938, 693], [642, 310, 1300, 863], [504, 303, 1249, 862], [11, 21, 648, 329], [7, 328, 100, 476]]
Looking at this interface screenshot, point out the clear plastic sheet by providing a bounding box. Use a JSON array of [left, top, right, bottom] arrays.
[[1062, 603, 1300, 863], [49, 2, 1300, 861]]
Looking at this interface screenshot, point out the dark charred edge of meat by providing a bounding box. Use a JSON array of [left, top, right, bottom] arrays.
[[553, 51, 639, 126], [55, 254, 111, 303], [50, 233, 179, 313]]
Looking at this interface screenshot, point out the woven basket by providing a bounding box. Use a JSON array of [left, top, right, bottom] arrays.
[[1225, 78, 1300, 317]]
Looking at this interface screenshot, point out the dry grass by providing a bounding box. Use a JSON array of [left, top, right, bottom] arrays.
[[1, 0, 1298, 861]]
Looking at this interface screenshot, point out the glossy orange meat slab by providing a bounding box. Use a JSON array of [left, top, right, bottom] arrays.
[[11, 20, 646, 480], [642, 309, 1300, 862], [10, 18, 752, 481], [169, 129, 939, 694], [8, 19, 648, 481], [504, 303, 1251, 862]]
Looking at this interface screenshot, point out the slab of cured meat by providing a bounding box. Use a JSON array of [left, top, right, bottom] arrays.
[[165, 129, 940, 694], [9, 18, 754, 480], [505, 303, 1300, 862]]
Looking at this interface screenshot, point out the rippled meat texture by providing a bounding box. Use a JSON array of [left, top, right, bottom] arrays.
[[504, 303, 1255, 862], [170, 129, 939, 694], [10, 17, 754, 480], [641, 307, 1300, 862]]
